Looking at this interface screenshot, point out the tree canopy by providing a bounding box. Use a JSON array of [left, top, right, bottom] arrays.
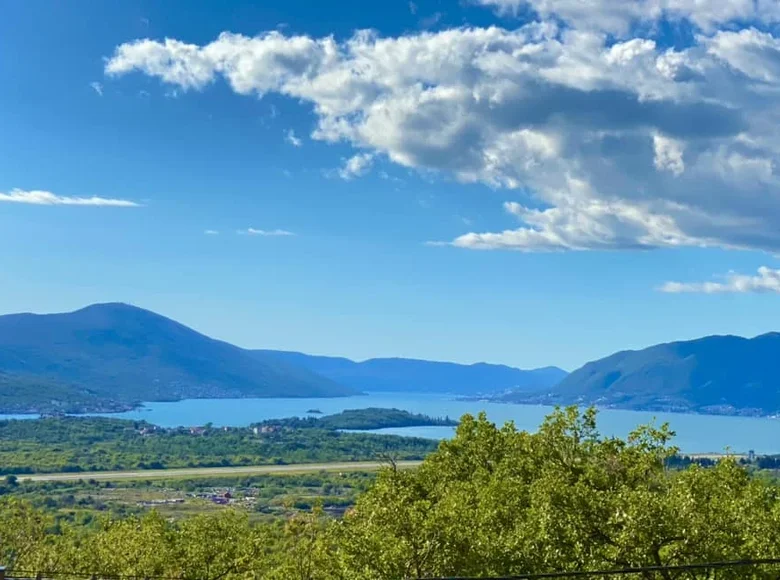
[[4, 407, 780, 579]]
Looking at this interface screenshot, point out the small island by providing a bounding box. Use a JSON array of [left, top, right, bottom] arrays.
[[306, 408, 324, 414], [254, 407, 458, 431]]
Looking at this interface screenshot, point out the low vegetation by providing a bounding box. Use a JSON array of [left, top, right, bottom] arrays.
[[0, 409, 444, 475], [4, 407, 780, 579], [0, 471, 376, 524]]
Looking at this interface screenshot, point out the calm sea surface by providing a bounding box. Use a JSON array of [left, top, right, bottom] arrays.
[[2, 391, 775, 454]]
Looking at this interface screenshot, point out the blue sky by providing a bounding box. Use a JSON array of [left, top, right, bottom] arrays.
[[2, 0, 780, 371]]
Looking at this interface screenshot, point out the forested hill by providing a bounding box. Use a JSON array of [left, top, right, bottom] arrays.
[[500, 332, 780, 416], [0, 303, 355, 414], [254, 408, 457, 430], [254, 350, 567, 395]]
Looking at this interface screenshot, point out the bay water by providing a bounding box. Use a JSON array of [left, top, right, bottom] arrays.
[[35, 391, 780, 455]]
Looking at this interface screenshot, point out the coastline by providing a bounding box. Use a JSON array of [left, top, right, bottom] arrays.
[[0, 390, 365, 417], [456, 394, 780, 420]]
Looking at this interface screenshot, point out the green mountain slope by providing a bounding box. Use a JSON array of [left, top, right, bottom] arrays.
[[0, 303, 356, 413], [500, 332, 780, 416]]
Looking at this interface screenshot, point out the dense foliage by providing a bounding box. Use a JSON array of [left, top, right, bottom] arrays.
[[4, 407, 780, 579], [0, 416, 437, 474], [255, 408, 456, 430]]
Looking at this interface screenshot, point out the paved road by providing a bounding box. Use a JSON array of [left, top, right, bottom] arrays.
[[15, 460, 423, 482]]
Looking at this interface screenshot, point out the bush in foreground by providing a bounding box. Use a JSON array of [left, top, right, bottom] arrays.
[[3, 407, 780, 579]]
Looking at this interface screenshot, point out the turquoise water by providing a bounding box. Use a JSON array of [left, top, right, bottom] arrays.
[[3, 392, 780, 453], [61, 392, 780, 454]]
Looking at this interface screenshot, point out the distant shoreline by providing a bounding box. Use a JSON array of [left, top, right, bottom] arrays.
[[0, 391, 363, 417], [457, 394, 780, 420], [4, 393, 780, 421]]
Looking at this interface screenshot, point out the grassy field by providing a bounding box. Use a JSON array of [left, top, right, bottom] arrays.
[[15, 460, 422, 482], [6, 469, 385, 522]]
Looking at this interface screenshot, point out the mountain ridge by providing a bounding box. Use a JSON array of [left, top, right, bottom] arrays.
[[498, 331, 780, 416], [0, 303, 356, 413], [0, 303, 566, 414], [254, 349, 568, 395]]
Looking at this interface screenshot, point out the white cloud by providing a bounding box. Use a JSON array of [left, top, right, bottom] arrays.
[[705, 28, 780, 83], [660, 266, 780, 293], [653, 134, 685, 176], [473, 0, 778, 35], [90, 81, 104, 96], [105, 21, 780, 253], [106, 38, 217, 90], [204, 229, 220, 235], [338, 153, 374, 180], [237, 228, 296, 236], [285, 129, 303, 147], [0, 189, 139, 207], [447, 195, 703, 251]]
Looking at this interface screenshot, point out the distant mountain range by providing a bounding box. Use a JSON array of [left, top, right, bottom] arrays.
[[254, 350, 567, 395], [0, 303, 355, 413], [6, 302, 778, 418], [0, 303, 564, 414], [499, 333, 780, 416]]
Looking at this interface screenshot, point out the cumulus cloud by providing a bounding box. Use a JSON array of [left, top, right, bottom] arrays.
[[660, 266, 780, 293], [447, 195, 704, 251], [0, 189, 139, 207], [105, 19, 780, 253], [237, 228, 296, 236], [338, 153, 374, 180], [204, 229, 220, 235], [473, 0, 780, 35], [705, 28, 780, 83], [285, 129, 303, 147], [90, 81, 104, 96]]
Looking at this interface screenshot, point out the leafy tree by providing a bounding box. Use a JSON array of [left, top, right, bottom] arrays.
[[174, 510, 269, 579], [327, 408, 780, 579], [5, 407, 780, 579], [0, 498, 56, 571], [266, 506, 334, 580]]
